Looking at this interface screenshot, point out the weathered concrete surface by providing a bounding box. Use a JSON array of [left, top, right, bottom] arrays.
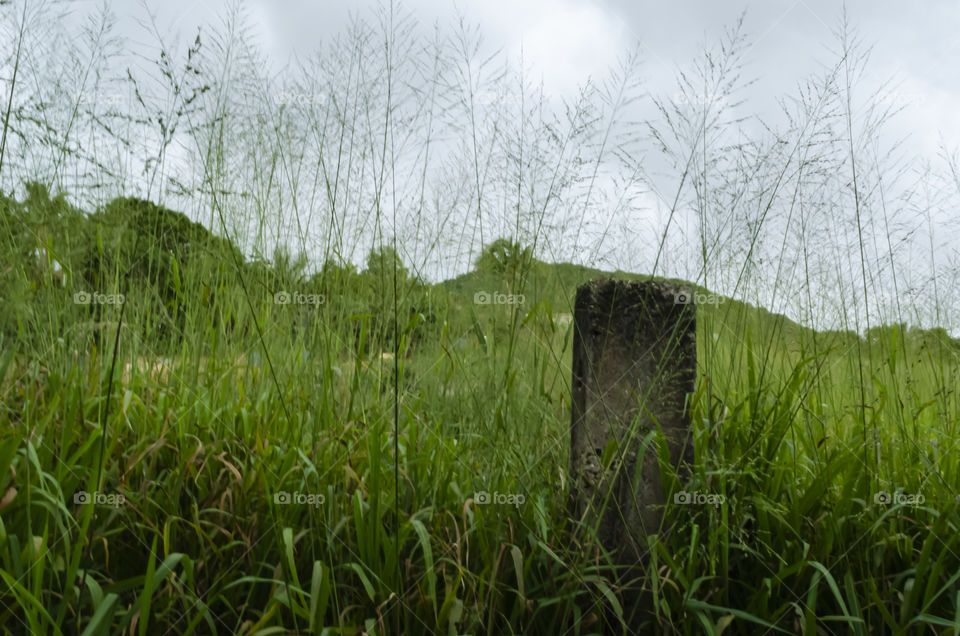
[[569, 278, 696, 630]]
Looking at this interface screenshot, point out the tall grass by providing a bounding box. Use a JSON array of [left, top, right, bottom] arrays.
[[1, 1, 959, 634]]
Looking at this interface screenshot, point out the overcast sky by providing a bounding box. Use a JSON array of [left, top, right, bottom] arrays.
[[19, 0, 958, 332], [90, 0, 959, 162]]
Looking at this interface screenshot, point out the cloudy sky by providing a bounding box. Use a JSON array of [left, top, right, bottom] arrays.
[[90, 0, 959, 162], [13, 0, 958, 331]]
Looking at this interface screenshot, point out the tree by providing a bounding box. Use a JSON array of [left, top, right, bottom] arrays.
[[474, 237, 532, 283], [79, 197, 243, 349], [365, 246, 409, 286]]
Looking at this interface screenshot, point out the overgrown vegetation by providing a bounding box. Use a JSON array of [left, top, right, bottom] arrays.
[[2, 1, 960, 634]]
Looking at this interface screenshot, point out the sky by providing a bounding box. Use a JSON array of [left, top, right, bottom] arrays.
[[89, 0, 960, 163], [13, 0, 960, 332]]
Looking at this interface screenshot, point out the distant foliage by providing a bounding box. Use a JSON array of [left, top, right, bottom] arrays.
[[475, 237, 533, 285], [0, 187, 244, 349], [78, 198, 243, 348], [0, 183, 91, 341]]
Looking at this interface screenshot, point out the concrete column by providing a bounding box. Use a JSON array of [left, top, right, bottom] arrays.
[[569, 278, 696, 631]]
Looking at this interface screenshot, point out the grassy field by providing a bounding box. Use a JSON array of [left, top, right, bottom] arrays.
[[1, 193, 960, 635], [2, 2, 960, 633]]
